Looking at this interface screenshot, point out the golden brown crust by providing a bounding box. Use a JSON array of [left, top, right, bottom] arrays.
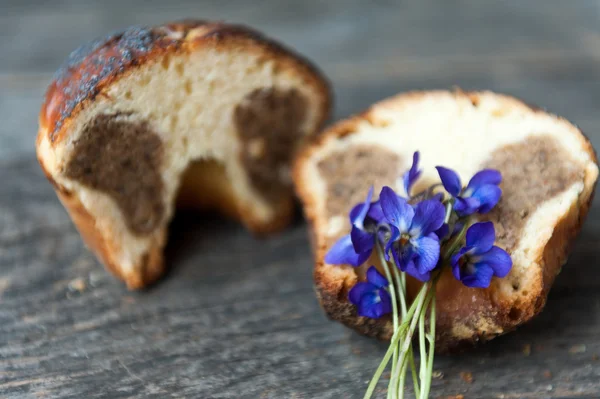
[[293, 89, 598, 353], [36, 20, 331, 288], [39, 20, 331, 144], [43, 156, 293, 289], [38, 157, 165, 289]]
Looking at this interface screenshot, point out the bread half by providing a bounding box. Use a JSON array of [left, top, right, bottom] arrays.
[[293, 90, 597, 352], [36, 20, 331, 288]]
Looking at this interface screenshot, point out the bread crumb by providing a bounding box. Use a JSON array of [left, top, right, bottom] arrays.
[[459, 371, 473, 383], [543, 370, 552, 379], [569, 344, 586, 354], [68, 278, 86, 292], [522, 343, 531, 356]]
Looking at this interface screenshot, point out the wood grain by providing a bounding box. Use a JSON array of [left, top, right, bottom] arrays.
[[1, 0, 599, 397]]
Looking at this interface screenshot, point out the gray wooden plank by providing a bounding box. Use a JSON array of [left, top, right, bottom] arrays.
[[0, 160, 599, 398], [0, 0, 599, 72], [2, 0, 600, 398], [0, 76, 47, 162]]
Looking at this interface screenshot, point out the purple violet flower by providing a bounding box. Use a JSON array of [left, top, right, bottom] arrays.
[[325, 187, 384, 267], [451, 222, 512, 288], [380, 186, 445, 281], [435, 221, 464, 241], [436, 167, 502, 216], [403, 151, 422, 197], [349, 266, 392, 318], [434, 224, 450, 240]]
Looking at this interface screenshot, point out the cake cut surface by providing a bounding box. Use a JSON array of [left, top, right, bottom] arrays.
[[64, 113, 166, 235], [293, 90, 598, 352], [36, 20, 331, 288]]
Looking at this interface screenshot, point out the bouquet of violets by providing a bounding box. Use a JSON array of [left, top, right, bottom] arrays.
[[325, 152, 513, 399]]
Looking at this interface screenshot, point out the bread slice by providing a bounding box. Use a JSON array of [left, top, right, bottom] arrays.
[[36, 20, 331, 289], [293, 90, 598, 352]]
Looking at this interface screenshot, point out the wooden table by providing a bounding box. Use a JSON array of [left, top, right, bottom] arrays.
[[1, 1, 599, 397]]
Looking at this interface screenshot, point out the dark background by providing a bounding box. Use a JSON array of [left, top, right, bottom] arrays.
[[1, 1, 599, 398]]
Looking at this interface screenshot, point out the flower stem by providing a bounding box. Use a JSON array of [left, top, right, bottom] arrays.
[[375, 244, 400, 399], [397, 352, 409, 399], [412, 184, 442, 202], [389, 282, 431, 397], [363, 330, 404, 399], [396, 268, 420, 398], [418, 300, 427, 391], [390, 265, 415, 397], [377, 244, 399, 332], [394, 267, 407, 317], [444, 199, 454, 224], [420, 295, 436, 399], [409, 351, 420, 398], [442, 218, 470, 261], [367, 246, 439, 399], [390, 264, 407, 398], [388, 257, 421, 398], [400, 282, 430, 354]]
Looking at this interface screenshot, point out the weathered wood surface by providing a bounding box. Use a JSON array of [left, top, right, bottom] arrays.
[[1, 1, 599, 398]]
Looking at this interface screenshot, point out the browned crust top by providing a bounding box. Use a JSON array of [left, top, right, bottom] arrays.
[[39, 19, 331, 144]]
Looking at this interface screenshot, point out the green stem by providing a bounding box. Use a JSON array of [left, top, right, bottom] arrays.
[[377, 244, 399, 332], [388, 257, 419, 398], [363, 331, 403, 399], [400, 283, 430, 354], [420, 294, 437, 399], [442, 218, 470, 261], [394, 267, 407, 317], [418, 300, 427, 389], [397, 352, 409, 399], [411, 184, 443, 202], [409, 350, 420, 398], [389, 282, 431, 397], [399, 275, 421, 398], [391, 263, 408, 398], [444, 199, 453, 224], [376, 244, 399, 399]]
